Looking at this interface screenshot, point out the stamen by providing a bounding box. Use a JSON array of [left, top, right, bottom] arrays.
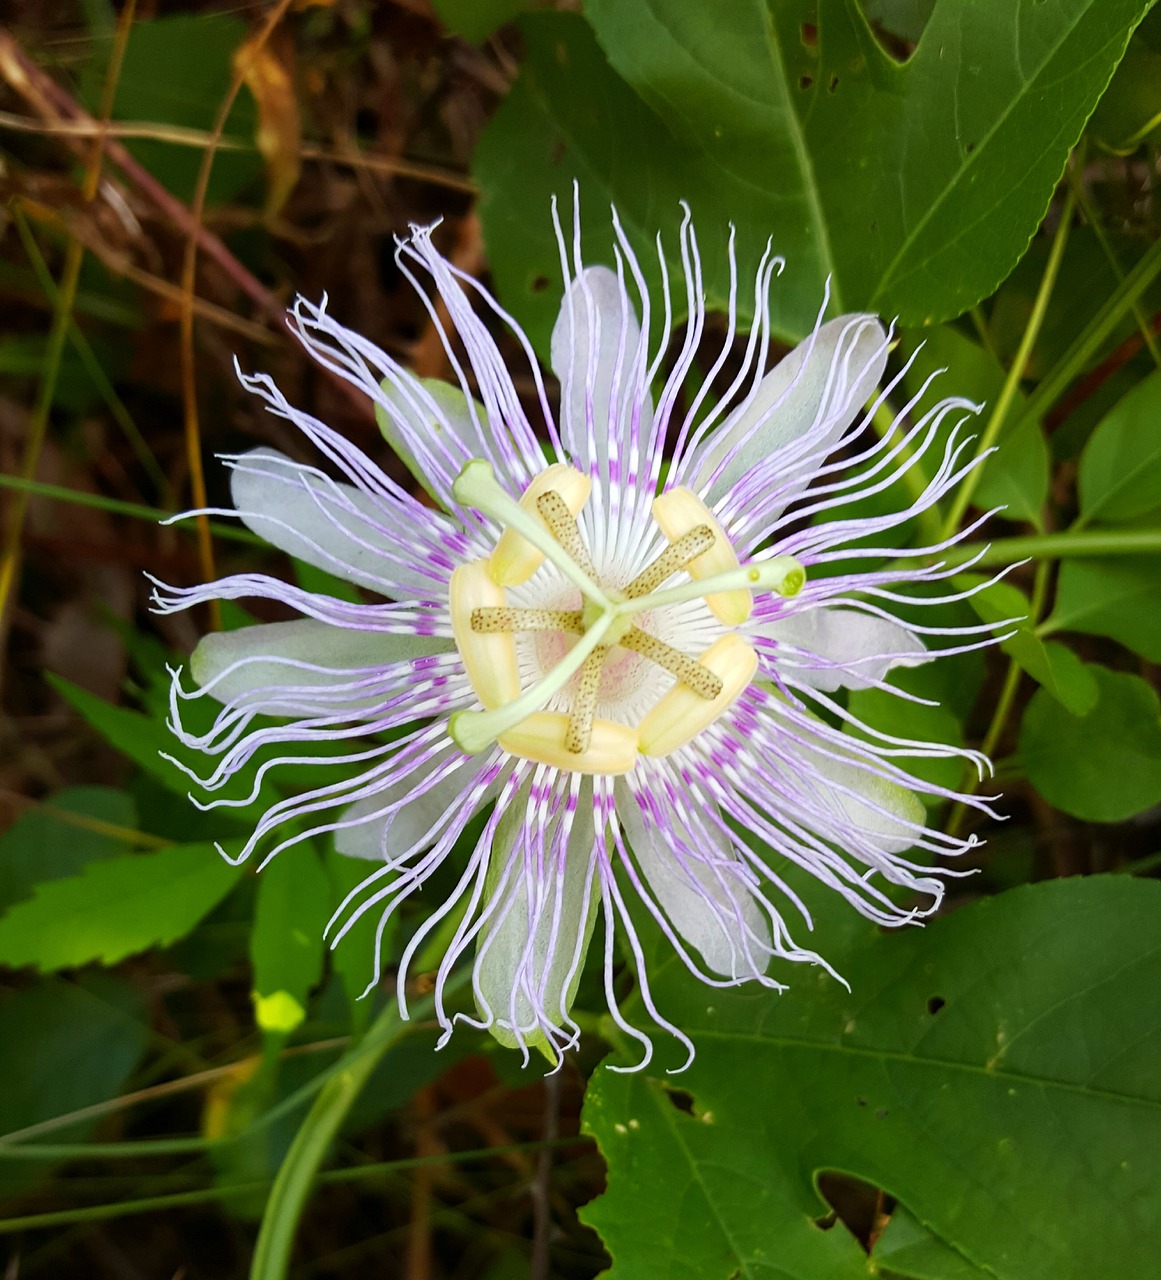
[[449, 464, 792, 772], [471, 607, 584, 634], [449, 609, 616, 753], [625, 525, 715, 598], [638, 635, 759, 757], [652, 486, 753, 624], [565, 645, 609, 753], [498, 712, 637, 775], [450, 561, 521, 710], [489, 463, 592, 586], [454, 460, 608, 607], [620, 628, 724, 700], [536, 490, 597, 578]]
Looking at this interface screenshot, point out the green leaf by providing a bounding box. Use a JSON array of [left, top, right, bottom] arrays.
[[861, 1, 935, 45], [432, 0, 540, 42], [1039, 640, 1100, 716], [1077, 367, 1161, 523], [474, 15, 693, 354], [83, 14, 262, 205], [964, 576, 1097, 714], [1088, 40, 1161, 154], [1020, 665, 1161, 821], [251, 846, 331, 1034], [872, 1206, 994, 1280], [0, 786, 136, 914], [582, 877, 1161, 1280], [0, 976, 149, 1194], [975, 413, 1050, 527], [48, 670, 295, 819], [846, 684, 965, 795], [477, 2, 1153, 352], [49, 673, 202, 798], [325, 850, 398, 1034], [901, 324, 1048, 526], [0, 843, 242, 971], [1047, 554, 1161, 660]]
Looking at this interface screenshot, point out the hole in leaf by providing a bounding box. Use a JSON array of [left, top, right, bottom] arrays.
[[799, 74, 814, 90], [966, 141, 976, 153], [817, 1171, 895, 1252], [927, 995, 946, 1014], [856, 1095, 867, 1106], [664, 1087, 696, 1115], [862, 0, 933, 63], [530, 275, 550, 294], [828, 74, 839, 92]]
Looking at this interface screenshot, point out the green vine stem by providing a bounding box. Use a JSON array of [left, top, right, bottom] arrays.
[[1065, 160, 1161, 369], [1016, 227, 1161, 435], [0, 474, 262, 545], [946, 560, 1052, 838], [0, 1137, 582, 1236], [941, 183, 1077, 539], [249, 984, 462, 1280], [943, 526, 1161, 568]]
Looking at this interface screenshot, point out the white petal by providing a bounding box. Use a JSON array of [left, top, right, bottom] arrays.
[[334, 754, 490, 861], [475, 780, 598, 1056], [797, 733, 925, 854], [191, 620, 453, 706], [617, 782, 770, 979], [230, 448, 448, 598], [550, 266, 651, 472], [694, 314, 888, 505], [759, 607, 927, 691], [375, 375, 493, 503]]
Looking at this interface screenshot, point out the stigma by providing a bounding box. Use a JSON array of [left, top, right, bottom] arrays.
[[448, 461, 803, 772]]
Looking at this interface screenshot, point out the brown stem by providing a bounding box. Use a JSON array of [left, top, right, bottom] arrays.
[[0, 27, 285, 326], [1044, 307, 1161, 431], [0, 26, 371, 420]]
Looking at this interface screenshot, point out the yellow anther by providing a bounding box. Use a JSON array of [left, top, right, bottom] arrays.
[[499, 712, 638, 775], [489, 465, 592, 586], [651, 486, 752, 625], [637, 634, 758, 758], [450, 561, 521, 709]]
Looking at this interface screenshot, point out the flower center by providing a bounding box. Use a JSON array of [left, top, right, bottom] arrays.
[[448, 461, 805, 774]]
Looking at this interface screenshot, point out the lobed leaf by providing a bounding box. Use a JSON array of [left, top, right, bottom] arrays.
[[477, 2, 1153, 352], [582, 877, 1161, 1280]]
